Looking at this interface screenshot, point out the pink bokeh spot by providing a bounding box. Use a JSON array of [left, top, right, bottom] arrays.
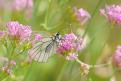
[[12, 0, 33, 11], [100, 4, 121, 25], [35, 34, 43, 41], [74, 7, 91, 25], [113, 46, 121, 69]]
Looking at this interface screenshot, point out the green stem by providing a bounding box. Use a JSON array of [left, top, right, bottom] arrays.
[[76, 58, 110, 68], [56, 61, 68, 81], [9, 38, 16, 61], [82, 0, 104, 38], [43, 0, 51, 30], [23, 62, 34, 81]]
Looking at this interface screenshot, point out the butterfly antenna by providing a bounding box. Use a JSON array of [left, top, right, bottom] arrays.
[[58, 23, 74, 35]]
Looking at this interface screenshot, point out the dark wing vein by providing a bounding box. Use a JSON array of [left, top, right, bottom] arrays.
[[29, 38, 56, 62], [42, 41, 54, 62], [29, 40, 50, 59]]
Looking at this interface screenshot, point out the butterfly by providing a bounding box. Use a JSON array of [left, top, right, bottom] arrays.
[[28, 32, 61, 62]]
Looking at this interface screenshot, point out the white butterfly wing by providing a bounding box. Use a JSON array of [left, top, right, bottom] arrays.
[[29, 38, 56, 62]]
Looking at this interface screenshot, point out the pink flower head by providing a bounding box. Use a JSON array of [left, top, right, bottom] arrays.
[[57, 33, 84, 59], [66, 53, 78, 61], [7, 21, 20, 36], [7, 21, 32, 41], [74, 7, 91, 25], [100, 4, 121, 25], [57, 40, 73, 54], [113, 46, 121, 69], [19, 24, 32, 40], [57, 33, 77, 54], [64, 33, 77, 41], [35, 34, 43, 41]]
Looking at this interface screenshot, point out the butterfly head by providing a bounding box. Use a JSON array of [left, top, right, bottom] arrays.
[[55, 32, 61, 42]]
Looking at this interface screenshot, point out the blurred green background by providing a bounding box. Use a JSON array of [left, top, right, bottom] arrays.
[[1, 0, 121, 81]]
